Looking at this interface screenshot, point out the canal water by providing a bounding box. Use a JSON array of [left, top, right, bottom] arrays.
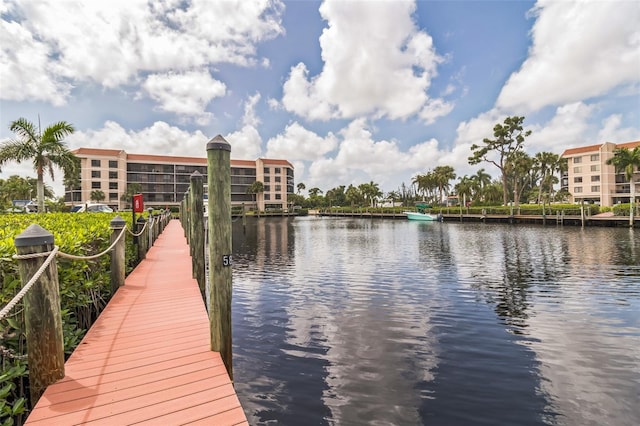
[[230, 217, 640, 426]]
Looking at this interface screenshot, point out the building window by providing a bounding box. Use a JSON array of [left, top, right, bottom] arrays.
[[573, 167, 582, 173], [574, 186, 582, 193], [573, 157, 582, 164], [275, 176, 281, 183], [91, 159, 101, 167], [109, 182, 118, 190], [275, 167, 281, 174], [264, 176, 270, 182], [91, 181, 101, 189], [590, 165, 600, 172], [264, 194, 270, 200], [109, 192, 118, 200], [574, 177, 582, 183], [264, 185, 271, 192], [591, 175, 600, 182], [275, 185, 281, 191], [109, 160, 118, 168], [264, 167, 269, 173], [275, 194, 281, 200], [590, 154, 599, 161], [591, 186, 600, 192], [91, 170, 101, 178], [109, 171, 118, 179]]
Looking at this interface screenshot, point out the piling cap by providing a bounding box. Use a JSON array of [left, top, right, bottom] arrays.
[[110, 215, 126, 228], [15, 224, 54, 247], [191, 170, 203, 179], [207, 134, 231, 152]]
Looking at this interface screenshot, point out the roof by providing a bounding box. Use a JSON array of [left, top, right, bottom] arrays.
[[127, 153, 208, 164], [259, 158, 294, 167], [72, 147, 293, 169], [561, 140, 639, 157], [73, 148, 124, 156]]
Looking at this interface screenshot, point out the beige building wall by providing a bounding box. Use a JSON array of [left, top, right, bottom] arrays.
[[562, 141, 639, 207], [68, 148, 294, 211]]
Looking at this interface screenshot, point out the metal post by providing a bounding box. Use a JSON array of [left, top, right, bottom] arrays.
[[207, 135, 233, 379]]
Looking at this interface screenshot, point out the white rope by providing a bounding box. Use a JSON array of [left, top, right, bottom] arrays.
[[0, 246, 59, 321], [56, 226, 127, 260], [127, 221, 147, 237]]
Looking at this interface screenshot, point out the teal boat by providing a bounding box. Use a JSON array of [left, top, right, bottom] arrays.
[[404, 203, 441, 221]]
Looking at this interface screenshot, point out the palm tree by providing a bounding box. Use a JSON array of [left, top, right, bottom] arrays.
[[90, 190, 106, 203], [433, 165, 456, 205], [606, 146, 640, 226], [297, 182, 306, 194], [1, 117, 77, 212], [246, 181, 264, 212], [454, 176, 474, 207]]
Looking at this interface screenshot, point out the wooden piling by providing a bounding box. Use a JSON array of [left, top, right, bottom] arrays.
[[14, 225, 65, 404], [207, 135, 233, 380], [137, 216, 147, 260], [190, 171, 206, 299], [109, 216, 126, 294]]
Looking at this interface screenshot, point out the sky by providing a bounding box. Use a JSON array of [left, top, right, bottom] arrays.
[[0, 0, 639, 198]]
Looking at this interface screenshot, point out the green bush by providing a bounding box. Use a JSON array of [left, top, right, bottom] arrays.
[[0, 212, 141, 423]]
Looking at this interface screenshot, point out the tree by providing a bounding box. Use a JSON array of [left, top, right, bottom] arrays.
[[606, 146, 640, 226], [433, 165, 456, 205], [469, 116, 531, 205], [307, 187, 322, 198], [534, 152, 561, 204], [471, 168, 492, 202], [246, 181, 264, 211], [121, 183, 143, 203], [454, 176, 474, 207], [1, 117, 78, 212], [345, 184, 363, 207], [297, 182, 306, 194], [90, 190, 106, 203], [506, 151, 533, 208]]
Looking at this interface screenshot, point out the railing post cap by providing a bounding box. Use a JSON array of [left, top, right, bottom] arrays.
[[207, 134, 231, 152], [110, 215, 126, 228], [190, 170, 203, 179], [15, 224, 54, 247]]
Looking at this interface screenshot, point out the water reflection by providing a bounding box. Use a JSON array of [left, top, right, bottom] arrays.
[[232, 218, 640, 425]]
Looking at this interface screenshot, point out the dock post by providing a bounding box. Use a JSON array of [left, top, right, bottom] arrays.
[[14, 225, 65, 404], [580, 201, 585, 228], [109, 216, 126, 294], [242, 202, 246, 230], [148, 208, 153, 247], [207, 134, 233, 380], [137, 216, 147, 260], [190, 171, 206, 299]]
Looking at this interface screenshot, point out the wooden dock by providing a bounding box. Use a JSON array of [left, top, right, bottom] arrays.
[[25, 220, 247, 425]]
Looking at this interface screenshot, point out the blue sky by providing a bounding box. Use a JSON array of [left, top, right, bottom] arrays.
[[1, 0, 638, 197]]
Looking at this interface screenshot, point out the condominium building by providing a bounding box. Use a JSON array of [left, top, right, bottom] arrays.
[[66, 147, 294, 211], [560, 140, 639, 206]]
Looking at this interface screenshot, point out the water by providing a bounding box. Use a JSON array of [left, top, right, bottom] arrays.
[[230, 217, 640, 426]]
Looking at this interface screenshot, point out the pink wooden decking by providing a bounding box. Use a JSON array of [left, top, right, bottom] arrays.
[[26, 219, 247, 425]]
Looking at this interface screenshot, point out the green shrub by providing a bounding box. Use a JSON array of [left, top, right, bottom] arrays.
[[0, 212, 141, 422]]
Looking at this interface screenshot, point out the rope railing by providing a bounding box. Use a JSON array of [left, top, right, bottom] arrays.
[[0, 246, 59, 321], [0, 211, 169, 321]]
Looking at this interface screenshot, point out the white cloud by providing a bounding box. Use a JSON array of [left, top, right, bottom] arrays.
[[224, 93, 265, 160], [141, 70, 226, 124], [266, 122, 337, 160], [497, 0, 640, 112], [67, 120, 210, 157], [597, 114, 640, 144], [527, 102, 595, 152], [281, 0, 451, 123], [303, 119, 449, 190], [0, 0, 284, 107]]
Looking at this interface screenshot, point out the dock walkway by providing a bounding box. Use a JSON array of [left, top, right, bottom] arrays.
[[25, 220, 247, 425]]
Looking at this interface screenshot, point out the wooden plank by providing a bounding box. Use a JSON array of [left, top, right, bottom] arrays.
[[25, 220, 247, 424]]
